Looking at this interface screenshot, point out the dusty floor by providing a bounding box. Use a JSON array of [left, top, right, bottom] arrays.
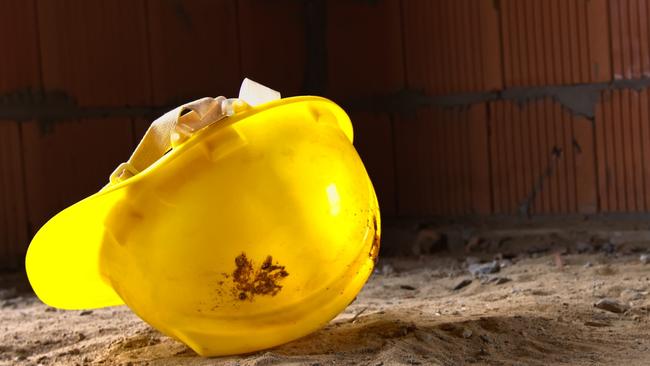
[[2, 247, 650, 366]]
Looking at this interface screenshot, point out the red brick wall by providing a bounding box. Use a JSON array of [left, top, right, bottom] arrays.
[[0, 0, 648, 268]]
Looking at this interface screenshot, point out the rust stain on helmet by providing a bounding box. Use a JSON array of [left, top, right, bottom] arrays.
[[232, 253, 289, 301]]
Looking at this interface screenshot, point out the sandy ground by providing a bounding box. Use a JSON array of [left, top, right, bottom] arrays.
[[2, 249, 650, 366]]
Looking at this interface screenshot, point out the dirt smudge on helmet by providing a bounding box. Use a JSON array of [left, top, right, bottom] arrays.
[[232, 253, 289, 301]]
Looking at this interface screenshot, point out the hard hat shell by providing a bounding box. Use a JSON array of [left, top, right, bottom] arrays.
[[25, 96, 381, 356]]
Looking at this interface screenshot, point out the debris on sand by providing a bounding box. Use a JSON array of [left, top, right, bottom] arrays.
[[481, 277, 512, 285], [575, 241, 593, 254], [498, 258, 513, 268], [411, 227, 446, 255], [349, 307, 367, 324], [452, 279, 472, 291], [584, 320, 610, 327], [400, 285, 416, 291], [621, 289, 645, 302], [594, 299, 630, 314], [601, 242, 616, 254], [468, 261, 500, 277]]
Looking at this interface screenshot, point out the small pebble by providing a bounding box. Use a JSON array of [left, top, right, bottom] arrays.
[[499, 259, 513, 268], [594, 298, 629, 314], [79, 310, 93, 316], [641, 254, 649, 265], [465, 237, 483, 252], [381, 264, 395, 276], [462, 328, 473, 338], [400, 285, 416, 291], [0, 288, 17, 300], [583, 262, 592, 268], [492, 277, 511, 285]]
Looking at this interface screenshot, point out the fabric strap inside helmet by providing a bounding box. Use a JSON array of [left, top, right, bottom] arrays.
[[108, 79, 280, 185]]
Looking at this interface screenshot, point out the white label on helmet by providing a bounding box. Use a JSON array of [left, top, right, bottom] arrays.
[[239, 78, 281, 107]]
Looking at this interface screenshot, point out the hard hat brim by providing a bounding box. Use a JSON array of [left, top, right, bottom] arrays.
[[25, 189, 125, 309]]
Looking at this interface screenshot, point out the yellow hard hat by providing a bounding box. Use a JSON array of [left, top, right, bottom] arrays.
[[25, 79, 381, 356]]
